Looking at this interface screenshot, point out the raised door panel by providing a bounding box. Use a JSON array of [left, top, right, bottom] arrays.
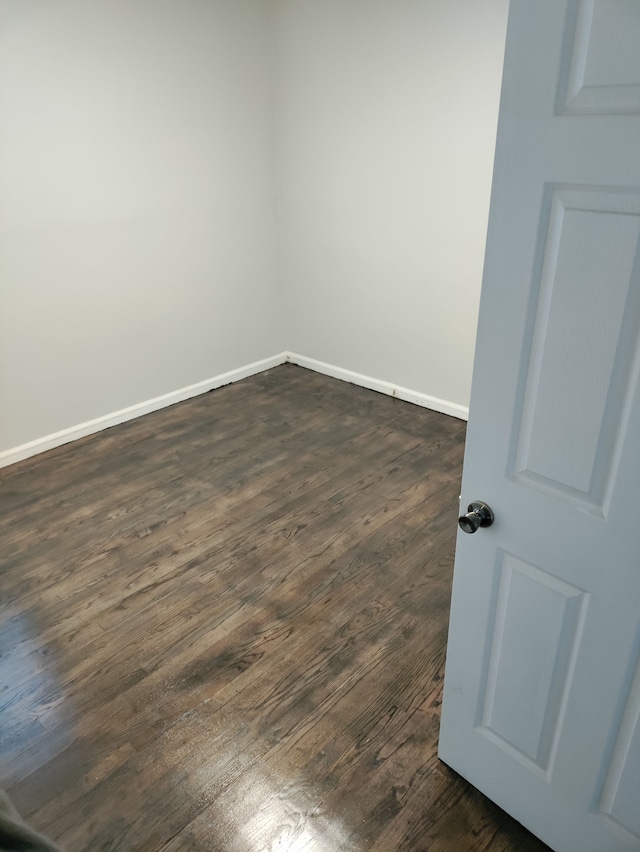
[[559, 0, 640, 114], [478, 552, 588, 778], [598, 637, 640, 844], [510, 188, 640, 516]]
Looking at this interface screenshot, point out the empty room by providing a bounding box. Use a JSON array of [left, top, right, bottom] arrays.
[[1, 1, 639, 851]]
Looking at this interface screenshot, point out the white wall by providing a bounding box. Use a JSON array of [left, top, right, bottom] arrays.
[[275, 0, 509, 410], [0, 0, 510, 461], [0, 0, 281, 454]]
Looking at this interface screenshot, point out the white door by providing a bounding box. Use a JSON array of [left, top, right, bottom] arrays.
[[438, 3, 640, 852]]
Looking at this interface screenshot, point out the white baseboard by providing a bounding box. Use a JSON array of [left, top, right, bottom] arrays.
[[285, 352, 469, 421], [1, 350, 467, 469], [0, 352, 288, 469]]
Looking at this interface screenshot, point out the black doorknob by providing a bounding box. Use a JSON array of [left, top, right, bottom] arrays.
[[458, 501, 494, 534]]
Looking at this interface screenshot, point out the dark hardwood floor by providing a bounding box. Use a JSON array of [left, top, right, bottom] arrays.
[[0, 364, 550, 851]]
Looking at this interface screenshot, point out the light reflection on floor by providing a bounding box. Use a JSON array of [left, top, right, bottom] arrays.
[[191, 748, 362, 851], [238, 776, 351, 851], [0, 610, 68, 789]]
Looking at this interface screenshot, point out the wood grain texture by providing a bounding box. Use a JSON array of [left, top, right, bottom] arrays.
[[0, 365, 550, 851]]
